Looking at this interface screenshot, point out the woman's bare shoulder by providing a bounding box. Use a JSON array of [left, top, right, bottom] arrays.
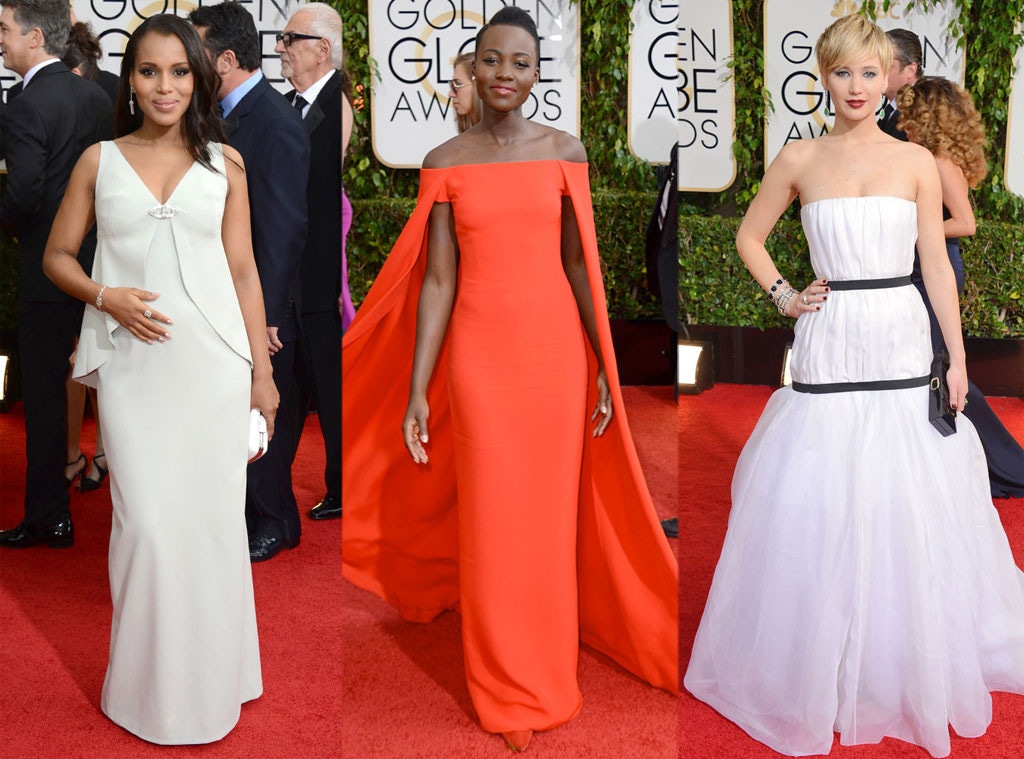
[[422, 133, 472, 169], [547, 128, 587, 163], [220, 142, 244, 167]]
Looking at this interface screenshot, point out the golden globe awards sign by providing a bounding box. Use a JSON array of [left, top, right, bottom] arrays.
[[1005, 24, 1024, 197], [764, 0, 962, 166], [369, 1, 580, 168], [678, 0, 734, 192], [3, 1, 296, 99], [71, 0, 297, 92], [627, 1, 679, 168]]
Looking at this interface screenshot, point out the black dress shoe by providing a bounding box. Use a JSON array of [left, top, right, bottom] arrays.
[[248, 533, 299, 563], [660, 518, 679, 539], [308, 494, 341, 520], [0, 518, 74, 548]]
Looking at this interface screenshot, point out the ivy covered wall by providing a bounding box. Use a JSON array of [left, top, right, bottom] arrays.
[[680, 0, 1024, 337], [339, 1, 1023, 336], [339, 0, 665, 317]]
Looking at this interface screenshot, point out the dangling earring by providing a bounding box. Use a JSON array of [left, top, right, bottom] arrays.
[[129, 87, 136, 116]]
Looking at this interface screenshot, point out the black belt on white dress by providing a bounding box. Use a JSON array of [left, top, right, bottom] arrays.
[[826, 275, 913, 291], [791, 275, 924, 393], [791, 375, 930, 394]]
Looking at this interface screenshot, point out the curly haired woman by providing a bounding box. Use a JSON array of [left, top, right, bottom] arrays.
[[898, 76, 1024, 498]]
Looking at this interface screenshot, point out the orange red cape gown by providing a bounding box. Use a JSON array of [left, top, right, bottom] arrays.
[[342, 161, 679, 716]]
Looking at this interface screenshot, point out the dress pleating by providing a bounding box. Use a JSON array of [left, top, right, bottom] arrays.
[[684, 196, 1024, 758], [342, 160, 678, 732], [74, 143, 262, 744]]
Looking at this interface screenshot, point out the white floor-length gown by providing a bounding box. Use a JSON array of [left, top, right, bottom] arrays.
[[74, 141, 262, 744], [684, 196, 1024, 758]]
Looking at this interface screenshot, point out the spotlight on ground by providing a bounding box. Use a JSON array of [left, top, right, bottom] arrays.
[[677, 339, 713, 395], [0, 354, 8, 412], [780, 342, 793, 387]]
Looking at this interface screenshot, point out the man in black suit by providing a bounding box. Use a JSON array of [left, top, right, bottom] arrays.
[[878, 28, 922, 139], [189, 1, 311, 562], [276, 2, 341, 521], [0, 0, 112, 548]]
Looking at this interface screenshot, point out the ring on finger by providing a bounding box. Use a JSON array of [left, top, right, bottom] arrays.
[[801, 295, 809, 305], [144, 308, 153, 319]]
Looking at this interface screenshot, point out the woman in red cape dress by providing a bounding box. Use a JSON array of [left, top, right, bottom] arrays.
[[341, 8, 677, 751]]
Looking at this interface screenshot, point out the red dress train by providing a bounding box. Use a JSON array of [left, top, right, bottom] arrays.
[[342, 160, 677, 733]]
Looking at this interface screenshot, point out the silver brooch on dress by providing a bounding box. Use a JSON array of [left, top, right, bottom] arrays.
[[147, 204, 178, 219]]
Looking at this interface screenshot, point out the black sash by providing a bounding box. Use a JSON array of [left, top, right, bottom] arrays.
[[827, 276, 913, 291], [791, 375, 930, 394]]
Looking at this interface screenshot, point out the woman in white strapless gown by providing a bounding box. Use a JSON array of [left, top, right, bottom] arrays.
[[684, 16, 1024, 758], [42, 16, 278, 744]]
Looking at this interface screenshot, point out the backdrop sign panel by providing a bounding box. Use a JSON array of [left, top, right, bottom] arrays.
[[627, 1, 679, 167], [369, 0, 580, 168], [1005, 24, 1024, 197], [764, 0, 963, 167], [0, 1, 299, 98], [677, 0, 734, 192]]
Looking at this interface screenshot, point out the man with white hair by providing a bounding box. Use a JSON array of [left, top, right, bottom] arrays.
[[276, 2, 342, 521]]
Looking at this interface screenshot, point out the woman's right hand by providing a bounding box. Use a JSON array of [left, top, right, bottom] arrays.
[[403, 395, 430, 464], [101, 287, 173, 343], [783, 278, 829, 318]]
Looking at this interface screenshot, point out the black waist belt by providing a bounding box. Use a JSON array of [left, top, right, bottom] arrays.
[[826, 276, 913, 291], [791, 375, 930, 394]]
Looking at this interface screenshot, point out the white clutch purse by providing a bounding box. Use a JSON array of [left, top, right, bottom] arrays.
[[248, 409, 268, 462]]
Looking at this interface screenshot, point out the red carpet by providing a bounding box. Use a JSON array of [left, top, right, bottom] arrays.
[[342, 386, 679, 758], [680, 384, 1024, 759], [0, 406, 342, 758]]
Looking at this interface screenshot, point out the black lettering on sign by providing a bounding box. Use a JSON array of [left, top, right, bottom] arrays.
[[679, 68, 717, 114]]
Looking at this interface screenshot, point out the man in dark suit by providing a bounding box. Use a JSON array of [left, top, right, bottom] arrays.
[[276, 2, 341, 521], [878, 28, 922, 139], [0, 0, 112, 548], [189, 0, 311, 562]]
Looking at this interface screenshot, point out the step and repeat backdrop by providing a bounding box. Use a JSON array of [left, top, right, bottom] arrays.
[[0, 0, 302, 98], [368, 0, 684, 183], [678, 0, 1024, 200]]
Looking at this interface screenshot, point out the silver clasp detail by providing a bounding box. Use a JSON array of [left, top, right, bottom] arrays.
[[147, 204, 178, 220]]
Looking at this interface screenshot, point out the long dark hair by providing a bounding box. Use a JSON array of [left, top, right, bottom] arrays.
[[115, 14, 226, 173], [62, 22, 102, 81]]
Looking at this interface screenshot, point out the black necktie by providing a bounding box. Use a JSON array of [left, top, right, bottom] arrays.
[[880, 102, 895, 125], [293, 95, 308, 115]]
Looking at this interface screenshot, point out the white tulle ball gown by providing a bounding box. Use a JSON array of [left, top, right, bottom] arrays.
[[684, 196, 1024, 758]]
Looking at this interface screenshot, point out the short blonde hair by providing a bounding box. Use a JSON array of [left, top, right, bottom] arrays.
[[816, 14, 892, 79]]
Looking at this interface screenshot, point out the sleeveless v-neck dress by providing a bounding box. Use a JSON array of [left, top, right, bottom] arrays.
[[73, 142, 262, 744]]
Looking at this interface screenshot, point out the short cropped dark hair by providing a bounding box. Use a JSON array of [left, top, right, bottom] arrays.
[[475, 6, 541, 62], [886, 28, 923, 75], [187, 0, 260, 72]]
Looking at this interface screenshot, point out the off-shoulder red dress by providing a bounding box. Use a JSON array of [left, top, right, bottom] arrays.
[[342, 160, 677, 733]]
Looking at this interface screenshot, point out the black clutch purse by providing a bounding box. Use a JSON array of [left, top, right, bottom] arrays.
[[929, 351, 956, 436]]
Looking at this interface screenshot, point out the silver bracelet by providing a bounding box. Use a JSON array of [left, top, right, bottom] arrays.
[[95, 285, 107, 311], [767, 278, 798, 316], [773, 285, 798, 316]]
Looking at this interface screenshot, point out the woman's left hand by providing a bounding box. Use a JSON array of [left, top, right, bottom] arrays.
[[251, 373, 280, 440], [946, 359, 968, 413], [590, 368, 613, 437]]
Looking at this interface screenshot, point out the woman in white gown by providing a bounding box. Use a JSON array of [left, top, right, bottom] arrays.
[[42, 15, 277, 744], [684, 15, 1024, 758]]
